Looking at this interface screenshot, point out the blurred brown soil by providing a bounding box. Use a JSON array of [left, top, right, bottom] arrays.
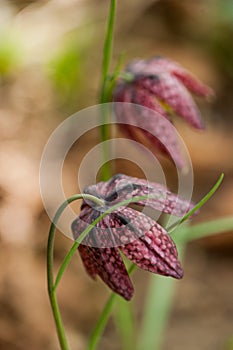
[[0, 1, 233, 350]]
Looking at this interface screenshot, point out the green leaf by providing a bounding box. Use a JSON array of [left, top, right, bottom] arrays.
[[138, 235, 185, 350], [114, 296, 136, 350], [168, 173, 224, 232], [181, 216, 233, 243], [88, 294, 116, 350]]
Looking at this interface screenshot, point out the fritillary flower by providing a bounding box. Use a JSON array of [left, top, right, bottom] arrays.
[[72, 174, 193, 300], [113, 56, 213, 168]]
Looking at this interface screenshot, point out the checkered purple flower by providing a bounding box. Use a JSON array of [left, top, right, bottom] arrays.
[[72, 174, 193, 300], [113, 56, 213, 168]]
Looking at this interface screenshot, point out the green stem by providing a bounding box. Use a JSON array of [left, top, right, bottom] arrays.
[[48, 290, 70, 350], [87, 264, 136, 350], [139, 277, 176, 350], [47, 225, 70, 350], [103, 53, 126, 102], [100, 0, 116, 104], [88, 293, 116, 350], [138, 240, 185, 350], [114, 292, 135, 350], [99, 0, 116, 181], [99, 105, 111, 181], [47, 194, 105, 350]]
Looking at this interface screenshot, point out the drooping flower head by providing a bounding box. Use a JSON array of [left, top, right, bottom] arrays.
[[113, 56, 213, 168], [72, 174, 194, 300]]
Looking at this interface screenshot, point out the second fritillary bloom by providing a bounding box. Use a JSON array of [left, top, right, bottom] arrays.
[[113, 56, 213, 168]]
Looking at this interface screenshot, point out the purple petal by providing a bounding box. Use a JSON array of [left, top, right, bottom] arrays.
[[119, 208, 183, 279], [78, 244, 98, 279], [129, 87, 185, 167], [127, 57, 213, 98], [146, 57, 213, 98], [135, 73, 205, 130], [105, 174, 193, 217], [124, 56, 213, 129], [130, 85, 169, 118], [72, 201, 142, 247], [72, 204, 123, 247], [78, 245, 134, 300], [113, 82, 147, 145], [114, 83, 185, 168]]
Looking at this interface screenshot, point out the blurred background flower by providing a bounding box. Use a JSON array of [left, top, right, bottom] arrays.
[[113, 56, 213, 168]]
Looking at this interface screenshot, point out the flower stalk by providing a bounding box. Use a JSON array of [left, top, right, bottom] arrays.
[[100, 0, 116, 104], [87, 264, 136, 350], [99, 0, 116, 181], [47, 194, 106, 350]]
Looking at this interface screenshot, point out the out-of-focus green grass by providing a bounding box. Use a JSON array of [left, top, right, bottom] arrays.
[[0, 32, 20, 79], [48, 37, 82, 107]]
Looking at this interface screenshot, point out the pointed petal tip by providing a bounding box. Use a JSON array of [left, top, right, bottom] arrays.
[[168, 263, 183, 279], [205, 87, 215, 98], [110, 282, 134, 301], [175, 266, 184, 279], [199, 122, 206, 131], [194, 116, 206, 130], [123, 289, 134, 301], [159, 260, 184, 279], [206, 88, 215, 100]]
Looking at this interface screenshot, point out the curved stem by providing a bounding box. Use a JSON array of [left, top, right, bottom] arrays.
[[47, 194, 105, 350], [167, 173, 224, 232], [47, 220, 70, 350], [47, 193, 151, 349], [180, 173, 224, 224]]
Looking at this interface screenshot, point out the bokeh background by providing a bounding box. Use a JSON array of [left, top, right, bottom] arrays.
[[0, 0, 233, 349]]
